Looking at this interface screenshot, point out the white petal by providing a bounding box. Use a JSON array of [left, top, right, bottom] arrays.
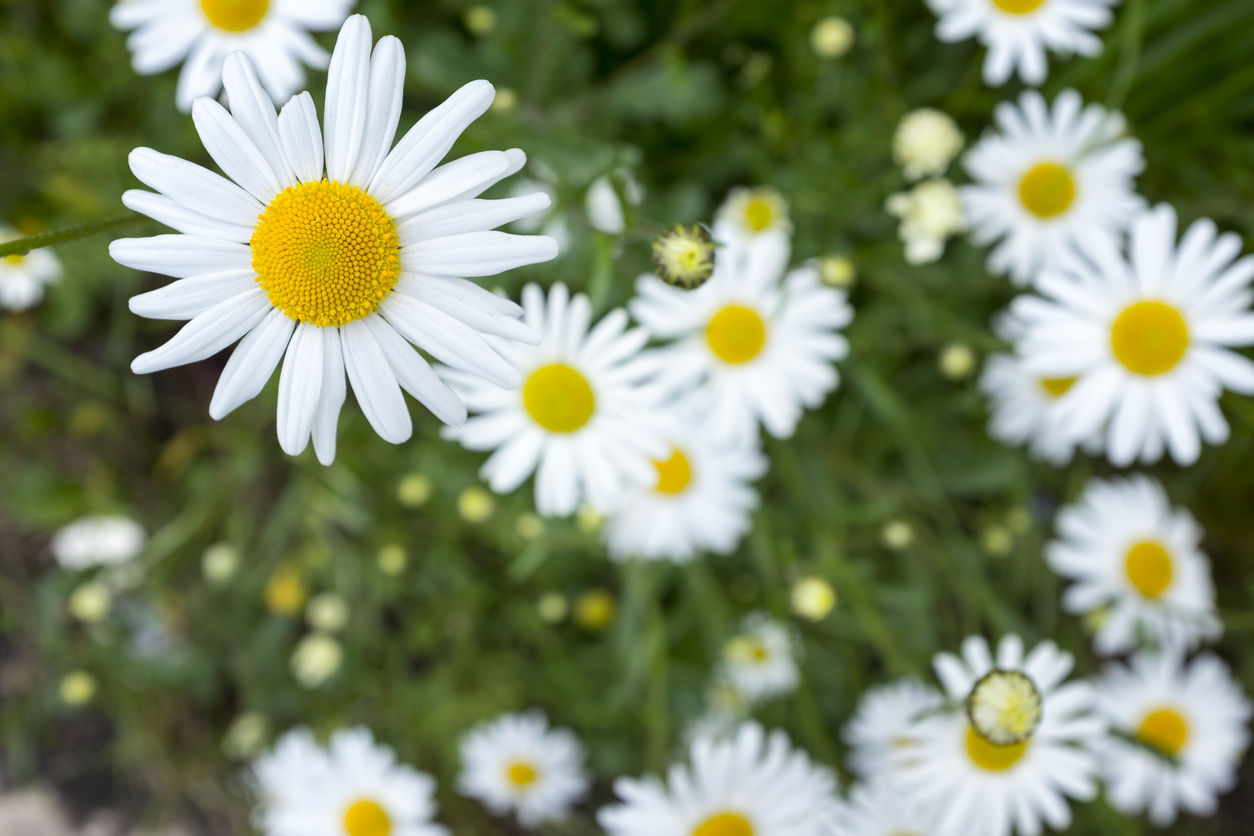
[[132, 289, 272, 374], [128, 147, 262, 227], [396, 194, 551, 243], [395, 275, 538, 344], [111, 235, 252, 279], [312, 327, 347, 465], [277, 323, 326, 456], [208, 309, 295, 419], [405, 231, 558, 277], [378, 294, 520, 388], [129, 269, 259, 321], [278, 92, 325, 184], [222, 51, 296, 188], [122, 190, 254, 242], [340, 318, 413, 443], [361, 315, 467, 425], [349, 36, 405, 188], [192, 98, 284, 203], [384, 150, 511, 219], [322, 15, 373, 185]]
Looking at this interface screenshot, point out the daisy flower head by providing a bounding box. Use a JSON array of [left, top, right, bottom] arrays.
[[457, 710, 589, 828], [441, 282, 668, 517], [254, 725, 447, 836], [0, 227, 62, 311], [885, 178, 966, 265], [112, 17, 558, 466], [51, 515, 146, 570], [713, 186, 792, 249], [1045, 475, 1221, 655], [110, 0, 356, 112], [1013, 203, 1254, 465], [831, 778, 939, 836], [925, 0, 1118, 87], [1095, 650, 1252, 826], [843, 678, 944, 781], [718, 612, 800, 705], [894, 108, 964, 182], [963, 89, 1144, 286], [598, 721, 840, 836]]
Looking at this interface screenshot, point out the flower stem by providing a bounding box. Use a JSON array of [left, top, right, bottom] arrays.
[[0, 214, 148, 258]]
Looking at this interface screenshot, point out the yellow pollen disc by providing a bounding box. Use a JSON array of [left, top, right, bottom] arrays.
[[507, 761, 538, 786], [1019, 163, 1075, 219], [4, 254, 24, 265], [965, 727, 1028, 772], [693, 812, 754, 836], [343, 800, 391, 836], [1137, 708, 1190, 756], [1111, 301, 1189, 376], [251, 180, 400, 328], [1039, 376, 1076, 398], [744, 200, 774, 233], [1124, 541, 1174, 598], [654, 448, 693, 494], [992, 0, 1045, 13], [200, 0, 270, 32], [523, 364, 596, 433], [707, 305, 767, 364]]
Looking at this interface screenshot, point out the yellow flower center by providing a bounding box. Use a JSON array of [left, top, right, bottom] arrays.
[[1110, 301, 1189, 376], [707, 305, 766, 364], [693, 812, 754, 836], [744, 200, 774, 233], [200, 0, 270, 32], [725, 636, 769, 664], [4, 254, 24, 265], [1018, 163, 1075, 219], [507, 761, 538, 787], [965, 726, 1028, 772], [1039, 377, 1076, 398], [992, 0, 1045, 14], [1124, 541, 1173, 598], [251, 180, 400, 328], [654, 448, 693, 494], [1137, 708, 1190, 756], [343, 800, 391, 836], [523, 364, 596, 433]]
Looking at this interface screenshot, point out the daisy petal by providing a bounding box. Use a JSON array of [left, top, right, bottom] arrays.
[[132, 289, 272, 374], [340, 318, 413, 444], [277, 323, 326, 456], [209, 310, 295, 419]]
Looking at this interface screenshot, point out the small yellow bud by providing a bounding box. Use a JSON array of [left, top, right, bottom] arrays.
[[516, 513, 546, 541], [939, 343, 977, 380], [982, 525, 1014, 558], [458, 486, 496, 523], [537, 592, 567, 624], [396, 473, 433, 507], [377, 543, 408, 576], [265, 562, 307, 616], [576, 504, 604, 534], [882, 520, 914, 550], [491, 86, 518, 113], [306, 593, 349, 633], [790, 576, 837, 621], [223, 712, 269, 760], [653, 224, 717, 289], [60, 671, 97, 706], [811, 17, 855, 59], [291, 633, 342, 689], [464, 6, 497, 36], [819, 255, 856, 289], [573, 588, 616, 631], [202, 543, 240, 585], [68, 582, 111, 623]]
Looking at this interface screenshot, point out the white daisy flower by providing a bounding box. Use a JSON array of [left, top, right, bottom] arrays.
[[630, 238, 853, 446], [1094, 651, 1253, 826], [110, 0, 355, 112], [963, 89, 1144, 286], [51, 515, 146, 570], [885, 178, 967, 265], [254, 725, 447, 836], [111, 17, 558, 466], [831, 779, 939, 836], [718, 612, 800, 705], [1045, 476, 1221, 655], [1012, 203, 1254, 465], [0, 227, 62, 311], [456, 710, 589, 827], [712, 186, 792, 248], [843, 678, 944, 781], [896, 635, 1105, 836], [598, 721, 840, 836], [441, 282, 668, 518], [925, 0, 1118, 87], [894, 108, 964, 182]]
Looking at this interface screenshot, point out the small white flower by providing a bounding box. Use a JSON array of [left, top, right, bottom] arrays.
[[306, 592, 349, 633], [457, 711, 589, 827], [831, 778, 939, 836], [68, 582, 113, 623], [790, 576, 837, 621], [843, 678, 944, 781], [894, 109, 964, 181], [290, 633, 342, 688], [713, 186, 792, 247], [811, 17, 856, 59], [719, 612, 799, 705], [0, 227, 61, 311], [51, 515, 146, 570], [886, 179, 966, 265]]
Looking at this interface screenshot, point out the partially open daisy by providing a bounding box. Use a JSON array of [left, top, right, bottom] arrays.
[[111, 0, 355, 111], [718, 612, 799, 705], [0, 227, 62, 311], [831, 779, 939, 836], [1045, 476, 1221, 655], [598, 722, 840, 836], [631, 238, 852, 445], [925, 0, 1117, 87], [1012, 204, 1254, 465], [843, 678, 944, 781], [963, 89, 1144, 286], [1094, 651, 1252, 826], [111, 17, 557, 465], [441, 282, 667, 517], [712, 186, 792, 249], [895, 635, 1104, 836], [456, 710, 589, 828], [254, 725, 447, 836]]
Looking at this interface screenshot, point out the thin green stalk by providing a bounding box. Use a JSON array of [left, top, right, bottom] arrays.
[[0, 215, 147, 258]]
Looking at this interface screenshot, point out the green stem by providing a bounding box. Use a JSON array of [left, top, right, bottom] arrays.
[[0, 215, 147, 258]]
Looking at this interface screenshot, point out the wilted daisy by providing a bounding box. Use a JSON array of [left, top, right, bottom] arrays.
[[894, 109, 964, 182], [255, 725, 447, 836], [843, 678, 944, 781], [1094, 651, 1252, 826], [886, 179, 966, 265], [713, 186, 792, 247], [1045, 476, 1221, 655], [0, 228, 61, 311], [831, 779, 939, 836], [963, 89, 1144, 286], [1013, 204, 1254, 465], [652, 225, 717, 289], [51, 515, 146, 570], [598, 722, 839, 836], [718, 612, 799, 705], [112, 17, 557, 465], [110, 0, 355, 112], [925, 0, 1117, 87], [457, 711, 589, 827]]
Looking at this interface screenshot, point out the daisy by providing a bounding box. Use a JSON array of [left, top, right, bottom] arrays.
[[1012, 203, 1254, 465], [111, 17, 558, 465], [1045, 476, 1221, 655], [885, 178, 966, 265], [894, 108, 964, 182], [110, 0, 355, 112], [831, 779, 939, 836], [925, 0, 1118, 87], [0, 227, 61, 311], [963, 89, 1144, 286], [254, 725, 447, 836], [456, 710, 589, 827], [718, 612, 799, 705], [598, 721, 840, 836], [630, 238, 853, 446], [441, 282, 668, 518], [51, 515, 146, 570], [1094, 651, 1252, 826], [895, 634, 1105, 836], [712, 186, 792, 249], [843, 678, 944, 781]]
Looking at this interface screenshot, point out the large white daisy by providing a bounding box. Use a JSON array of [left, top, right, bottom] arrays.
[[1045, 475, 1221, 656], [441, 282, 668, 518], [842, 678, 944, 781], [963, 89, 1144, 286], [1094, 651, 1252, 826], [111, 17, 557, 465], [598, 721, 840, 836], [831, 779, 939, 836], [1012, 204, 1254, 465], [0, 227, 61, 311], [718, 612, 800, 706]]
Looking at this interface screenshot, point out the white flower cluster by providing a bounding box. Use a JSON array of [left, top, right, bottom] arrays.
[[887, 110, 966, 264]]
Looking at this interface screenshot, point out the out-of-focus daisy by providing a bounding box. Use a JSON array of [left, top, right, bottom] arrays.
[[718, 612, 799, 705], [442, 282, 667, 517], [925, 0, 1117, 87], [51, 515, 146, 570], [652, 225, 717, 290], [110, 0, 356, 112], [886, 179, 966, 264], [631, 239, 852, 445], [1095, 651, 1252, 826], [598, 722, 839, 836], [255, 725, 447, 836], [980, 351, 1090, 466], [457, 711, 589, 827], [585, 171, 644, 236], [1045, 476, 1221, 655], [894, 109, 964, 182], [1013, 204, 1254, 465], [713, 186, 792, 248], [843, 678, 944, 781], [0, 227, 61, 311], [896, 634, 1104, 836], [112, 17, 557, 465], [963, 89, 1144, 286], [831, 778, 939, 836]]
